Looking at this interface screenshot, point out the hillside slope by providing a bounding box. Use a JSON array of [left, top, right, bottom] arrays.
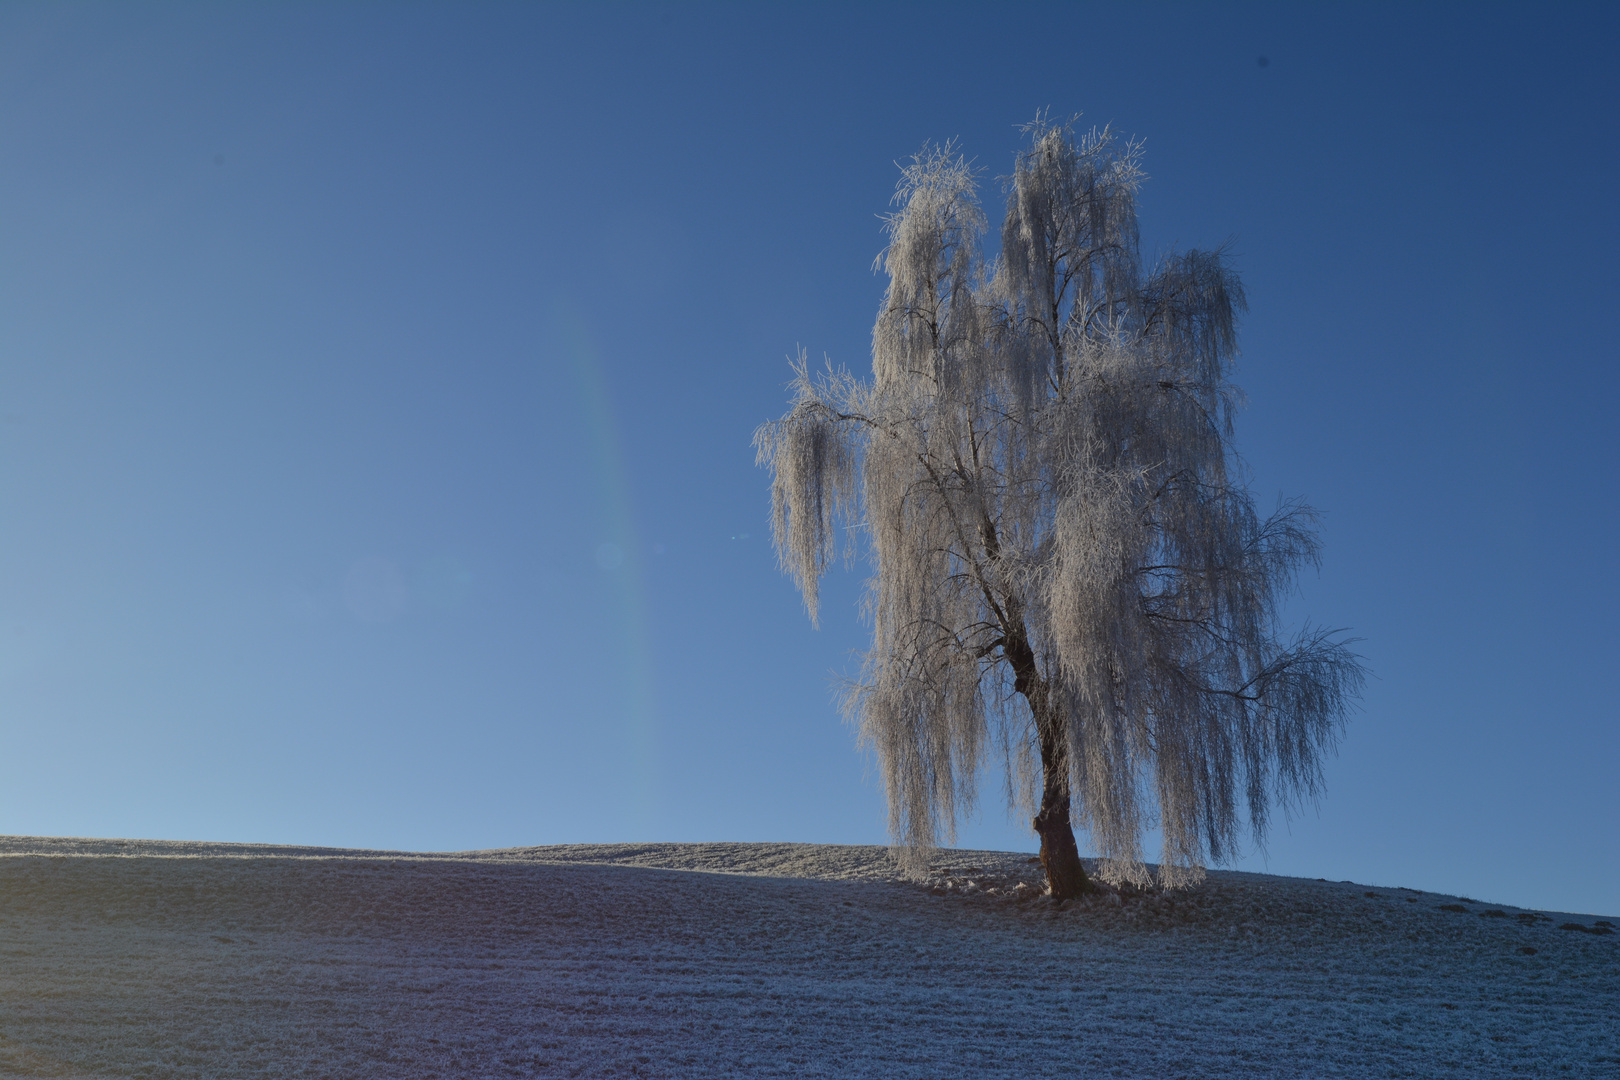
[[0, 837, 1614, 1078]]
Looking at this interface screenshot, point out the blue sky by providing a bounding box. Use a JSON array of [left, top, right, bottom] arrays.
[[0, 2, 1614, 916]]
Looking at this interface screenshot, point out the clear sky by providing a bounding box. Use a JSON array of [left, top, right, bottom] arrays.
[[1, 2, 1614, 916]]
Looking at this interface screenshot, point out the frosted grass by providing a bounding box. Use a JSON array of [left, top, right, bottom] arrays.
[[1, 837, 1613, 1078]]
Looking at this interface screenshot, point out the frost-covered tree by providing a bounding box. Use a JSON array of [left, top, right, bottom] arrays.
[[754, 118, 1364, 898]]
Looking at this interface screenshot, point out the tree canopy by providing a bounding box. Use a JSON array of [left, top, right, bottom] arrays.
[[755, 118, 1364, 893]]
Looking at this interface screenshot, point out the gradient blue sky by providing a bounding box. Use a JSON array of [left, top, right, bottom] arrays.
[[1, 2, 1614, 916]]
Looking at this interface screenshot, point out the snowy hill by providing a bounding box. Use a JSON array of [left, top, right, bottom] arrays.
[[0, 837, 1614, 1078]]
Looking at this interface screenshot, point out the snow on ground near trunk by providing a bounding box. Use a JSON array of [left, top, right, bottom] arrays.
[[0, 837, 1614, 1078]]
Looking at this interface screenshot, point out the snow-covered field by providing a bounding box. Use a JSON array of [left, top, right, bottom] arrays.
[[0, 836, 1614, 1078]]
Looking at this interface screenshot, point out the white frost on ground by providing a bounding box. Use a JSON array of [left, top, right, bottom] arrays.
[[0, 836, 1614, 1078]]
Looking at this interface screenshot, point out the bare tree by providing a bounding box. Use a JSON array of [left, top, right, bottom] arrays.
[[755, 118, 1364, 898]]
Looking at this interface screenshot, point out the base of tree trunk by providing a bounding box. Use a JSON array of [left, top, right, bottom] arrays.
[[1034, 809, 1092, 899]]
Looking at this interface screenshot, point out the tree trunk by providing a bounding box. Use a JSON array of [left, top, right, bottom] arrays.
[[1004, 627, 1092, 899], [1032, 724, 1092, 900]]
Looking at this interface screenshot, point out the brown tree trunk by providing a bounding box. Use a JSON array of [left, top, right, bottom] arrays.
[[1032, 712, 1091, 899], [1004, 627, 1092, 899]]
